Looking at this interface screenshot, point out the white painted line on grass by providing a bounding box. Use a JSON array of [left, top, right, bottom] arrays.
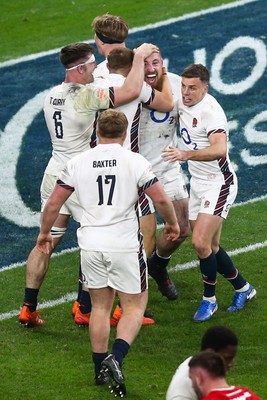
[[171, 240, 267, 272], [1, 194, 266, 274], [1, 240, 266, 322], [0, 292, 77, 322], [0, 246, 79, 273]]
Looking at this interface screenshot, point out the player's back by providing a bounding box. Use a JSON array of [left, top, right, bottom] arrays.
[[64, 143, 154, 252], [44, 82, 96, 175], [92, 73, 153, 151]]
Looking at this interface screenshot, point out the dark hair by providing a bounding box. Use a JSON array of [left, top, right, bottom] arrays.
[[201, 326, 238, 351], [60, 43, 94, 69], [97, 109, 128, 138], [181, 63, 210, 84], [189, 351, 226, 378], [107, 48, 134, 71], [92, 14, 128, 42]]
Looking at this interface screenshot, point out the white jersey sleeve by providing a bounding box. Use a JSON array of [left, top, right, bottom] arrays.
[[58, 144, 157, 252], [166, 356, 198, 400], [72, 83, 112, 113]]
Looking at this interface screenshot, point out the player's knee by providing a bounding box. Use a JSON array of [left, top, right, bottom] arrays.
[[51, 226, 67, 238], [192, 236, 210, 258]]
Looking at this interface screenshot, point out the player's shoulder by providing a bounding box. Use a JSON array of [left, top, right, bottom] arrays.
[[123, 148, 149, 164], [196, 93, 222, 114], [168, 72, 181, 85], [46, 82, 64, 96], [168, 72, 182, 99], [93, 60, 109, 79], [90, 77, 109, 88], [204, 93, 223, 108]]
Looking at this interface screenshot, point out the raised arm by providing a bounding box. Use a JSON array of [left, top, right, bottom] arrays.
[[36, 184, 72, 254], [113, 43, 159, 106]]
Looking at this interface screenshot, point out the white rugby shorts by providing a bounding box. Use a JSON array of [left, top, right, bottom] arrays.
[[156, 166, 188, 201], [81, 249, 148, 294], [40, 173, 83, 222], [189, 178, 238, 221]]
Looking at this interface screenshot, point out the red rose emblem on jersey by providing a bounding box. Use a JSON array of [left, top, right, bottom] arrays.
[[204, 200, 210, 208], [192, 117, 197, 127]]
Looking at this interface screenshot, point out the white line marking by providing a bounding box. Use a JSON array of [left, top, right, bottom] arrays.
[[171, 240, 267, 272], [1, 194, 266, 273], [0, 246, 79, 272], [1, 292, 77, 322], [0, 0, 258, 68], [0, 0, 263, 322], [1, 240, 266, 322]]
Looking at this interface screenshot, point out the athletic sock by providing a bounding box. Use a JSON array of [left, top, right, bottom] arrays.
[[79, 290, 92, 314], [92, 352, 108, 376], [148, 250, 171, 283], [111, 338, 130, 366], [23, 288, 39, 312], [236, 282, 250, 292], [215, 246, 247, 290], [199, 252, 217, 298]]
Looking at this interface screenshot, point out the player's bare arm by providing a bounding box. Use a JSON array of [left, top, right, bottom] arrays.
[[162, 131, 227, 162], [145, 181, 180, 241], [114, 43, 159, 106], [36, 184, 72, 254]]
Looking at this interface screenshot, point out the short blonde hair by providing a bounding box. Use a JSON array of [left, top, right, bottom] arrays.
[[97, 109, 128, 138], [92, 14, 128, 42]]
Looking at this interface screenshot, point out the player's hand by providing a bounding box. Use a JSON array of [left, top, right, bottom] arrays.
[[134, 43, 159, 58], [162, 146, 187, 162], [163, 222, 180, 241], [36, 233, 54, 254], [162, 66, 167, 75]]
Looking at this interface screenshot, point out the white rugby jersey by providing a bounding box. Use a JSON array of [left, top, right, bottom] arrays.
[[92, 73, 155, 150], [178, 93, 237, 184], [139, 72, 182, 175], [44, 82, 111, 175], [93, 59, 109, 79], [166, 356, 198, 400], [58, 143, 157, 251]]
